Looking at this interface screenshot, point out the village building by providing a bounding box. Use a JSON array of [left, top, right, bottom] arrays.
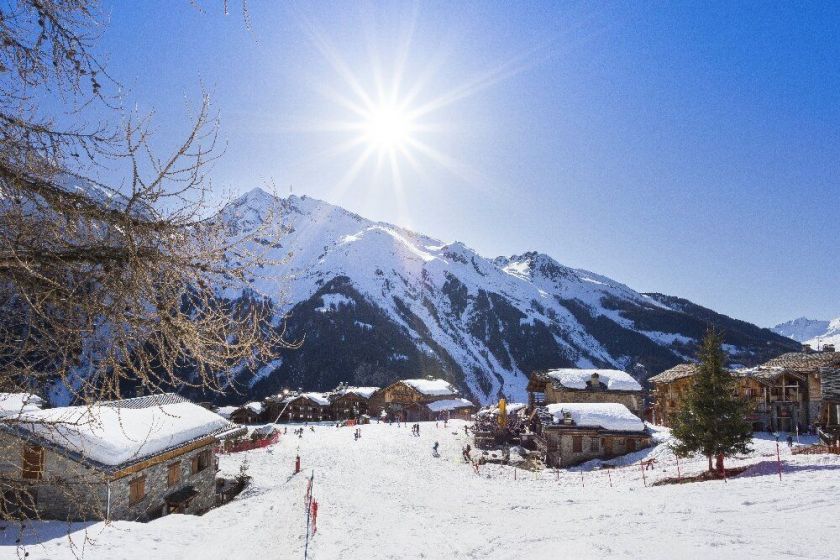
[[0, 393, 244, 522], [276, 393, 332, 422], [330, 386, 379, 420], [817, 367, 840, 445], [537, 403, 651, 467], [759, 349, 840, 426], [228, 401, 265, 425], [369, 378, 466, 421], [425, 398, 477, 419], [650, 362, 806, 431], [527, 369, 643, 417]]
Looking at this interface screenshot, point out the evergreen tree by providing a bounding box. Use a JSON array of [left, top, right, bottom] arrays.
[[671, 329, 753, 474]]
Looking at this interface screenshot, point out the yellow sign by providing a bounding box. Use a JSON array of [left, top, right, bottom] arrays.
[[498, 398, 507, 428]]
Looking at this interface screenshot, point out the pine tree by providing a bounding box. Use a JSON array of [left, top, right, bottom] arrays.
[[671, 329, 753, 474]]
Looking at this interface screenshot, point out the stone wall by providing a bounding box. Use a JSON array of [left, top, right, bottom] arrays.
[[543, 428, 651, 467], [108, 442, 217, 521], [0, 433, 218, 522]]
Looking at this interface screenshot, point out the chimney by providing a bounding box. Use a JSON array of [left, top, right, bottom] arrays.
[[803, 344, 813, 354], [823, 344, 836, 353]]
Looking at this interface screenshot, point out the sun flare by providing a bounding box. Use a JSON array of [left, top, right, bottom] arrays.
[[363, 104, 415, 153]]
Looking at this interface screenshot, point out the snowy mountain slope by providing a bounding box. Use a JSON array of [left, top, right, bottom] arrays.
[[214, 188, 799, 404], [771, 317, 831, 343], [772, 316, 839, 348]]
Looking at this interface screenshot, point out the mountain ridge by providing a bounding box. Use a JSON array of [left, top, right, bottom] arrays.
[[210, 187, 800, 405]]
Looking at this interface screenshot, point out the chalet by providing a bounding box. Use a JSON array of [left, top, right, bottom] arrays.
[[538, 403, 651, 467], [732, 367, 809, 432], [330, 386, 379, 420], [425, 398, 477, 420], [818, 368, 840, 444], [649, 364, 711, 427], [527, 369, 643, 417], [760, 349, 840, 426], [0, 393, 244, 522], [369, 378, 463, 421], [228, 401, 265, 425], [277, 393, 332, 422]]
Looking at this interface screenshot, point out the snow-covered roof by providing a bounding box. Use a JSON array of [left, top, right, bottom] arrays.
[[244, 401, 264, 414], [339, 387, 380, 399], [0, 393, 44, 418], [546, 403, 645, 432], [4, 394, 236, 467], [215, 405, 238, 419], [401, 378, 458, 397], [426, 398, 475, 412], [545, 369, 642, 392], [477, 402, 527, 417], [296, 392, 331, 406]]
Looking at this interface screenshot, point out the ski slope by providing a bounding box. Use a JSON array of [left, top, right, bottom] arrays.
[[3, 421, 839, 560]]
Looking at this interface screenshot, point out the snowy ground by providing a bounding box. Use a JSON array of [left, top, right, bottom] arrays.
[[2, 421, 839, 560]]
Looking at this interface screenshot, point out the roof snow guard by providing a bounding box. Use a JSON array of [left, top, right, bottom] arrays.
[[0, 393, 244, 473]]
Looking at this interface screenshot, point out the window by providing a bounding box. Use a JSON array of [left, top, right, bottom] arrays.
[[22, 445, 44, 480], [589, 437, 599, 452], [167, 462, 181, 487], [191, 449, 212, 475], [572, 436, 583, 453], [129, 476, 146, 505]]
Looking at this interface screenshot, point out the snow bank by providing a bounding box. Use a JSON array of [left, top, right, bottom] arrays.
[[426, 398, 474, 412], [546, 403, 645, 432], [546, 369, 642, 391], [215, 406, 238, 419], [0, 393, 44, 417], [403, 378, 458, 397], [11, 401, 231, 466]]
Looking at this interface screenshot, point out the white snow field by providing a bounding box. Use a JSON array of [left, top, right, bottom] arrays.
[[2, 421, 839, 560]]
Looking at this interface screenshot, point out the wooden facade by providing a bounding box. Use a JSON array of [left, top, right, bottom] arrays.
[[368, 379, 461, 421], [331, 392, 370, 420]]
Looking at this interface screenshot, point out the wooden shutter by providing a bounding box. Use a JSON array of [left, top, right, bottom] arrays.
[[22, 445, 44, 480], [191, 455, 200, 474], [627, 438, 636, 452], [572, 436, 583, 453], [167, 462, 181, 487], [129, 477, 146, 505]]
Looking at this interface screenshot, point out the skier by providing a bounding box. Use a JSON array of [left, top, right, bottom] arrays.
[[432, 441, 439, 457], [416, 423, 420, 437], [786, 434, 794, 448]]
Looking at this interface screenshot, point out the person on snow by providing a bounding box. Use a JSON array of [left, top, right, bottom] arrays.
[[786, 434, 794, 448], [433, 441, 439, 456]]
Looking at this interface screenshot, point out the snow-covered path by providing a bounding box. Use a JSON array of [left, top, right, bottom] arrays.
[[3, 421, 840, 560]]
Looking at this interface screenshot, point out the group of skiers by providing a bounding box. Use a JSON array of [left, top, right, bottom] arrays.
[[411, 423, 422, 436], [353, 427, 362, 441]]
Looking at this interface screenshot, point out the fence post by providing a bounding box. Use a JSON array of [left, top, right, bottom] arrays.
[[640, 461, 647, 487], [676, 455, 681, 481], [775, 440, 783, 481], [580, 471, 584, 488], [608, 469, 613, 488]]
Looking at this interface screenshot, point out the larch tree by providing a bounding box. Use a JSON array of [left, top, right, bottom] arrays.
[[670, 329, 753, 474], [0, 0, 298, 532]]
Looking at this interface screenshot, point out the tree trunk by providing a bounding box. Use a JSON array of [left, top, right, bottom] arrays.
[[716, 453, 725, 476], [707, 454, 713, 472]]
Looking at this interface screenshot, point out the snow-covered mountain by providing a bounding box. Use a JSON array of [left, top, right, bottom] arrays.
[[772, 317, 840, 349], [214, 188, 799, 405]]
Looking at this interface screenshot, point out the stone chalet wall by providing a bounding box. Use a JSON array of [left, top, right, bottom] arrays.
[[0, 432, 108, 521], [545, 386, 642, 417], [108, 441, 217, 521], [0, 432, 217, 522], [542, 427, 651, 468]]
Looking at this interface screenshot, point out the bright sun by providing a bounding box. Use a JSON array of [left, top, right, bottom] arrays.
[[363, 104, 415, 153]]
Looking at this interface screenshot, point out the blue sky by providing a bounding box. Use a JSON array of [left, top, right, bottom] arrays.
[[94, 1, 839, 327]]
